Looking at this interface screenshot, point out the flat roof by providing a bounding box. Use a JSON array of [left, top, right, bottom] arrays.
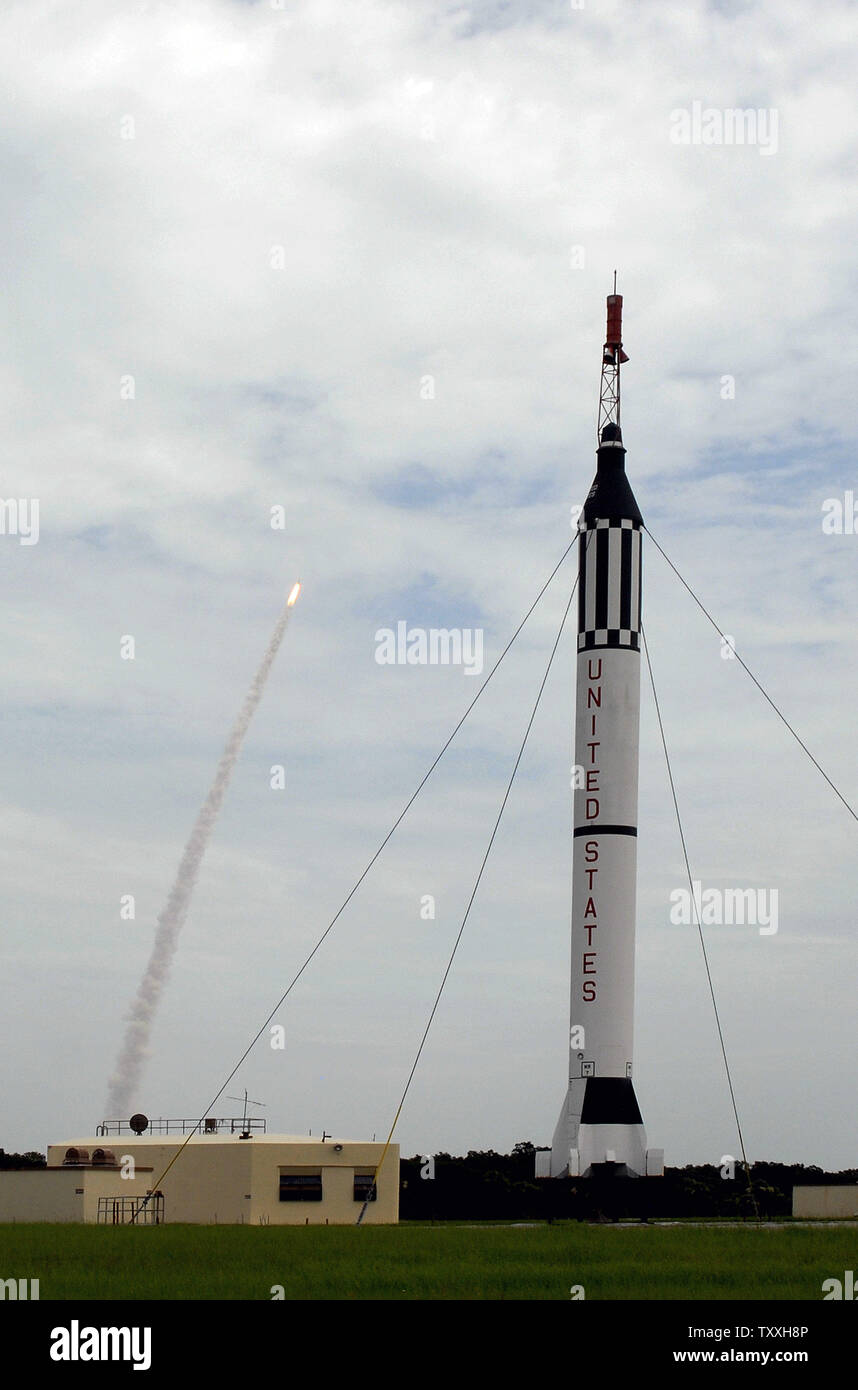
[[52, 1134, 388, 1147]]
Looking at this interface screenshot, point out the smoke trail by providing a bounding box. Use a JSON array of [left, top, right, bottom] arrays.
[[105, 586, 301, 1117]]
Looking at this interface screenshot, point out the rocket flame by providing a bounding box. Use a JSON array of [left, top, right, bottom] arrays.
[[287, 581, 301, 607]]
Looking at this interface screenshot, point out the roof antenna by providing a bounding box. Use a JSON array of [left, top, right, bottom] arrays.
[[226, 1089, 265, 1138]]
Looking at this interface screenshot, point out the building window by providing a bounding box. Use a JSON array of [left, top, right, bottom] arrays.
[[278, 1172, 322, 1202], [353, 1173, 377, 1203]]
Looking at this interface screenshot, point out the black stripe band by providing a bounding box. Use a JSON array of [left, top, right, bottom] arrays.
[[620, 525, 632, 630], [578, 631, 640, 651], [580, 1077, 643, 1125], [574, 824, 637, 837], [578, 535, 587, 634]]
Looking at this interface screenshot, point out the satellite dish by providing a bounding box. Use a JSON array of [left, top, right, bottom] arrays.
[[129, 1113, 149, 1135]]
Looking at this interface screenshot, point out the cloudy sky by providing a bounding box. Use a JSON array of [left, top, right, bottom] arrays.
[[2, 0, 857, 1173]]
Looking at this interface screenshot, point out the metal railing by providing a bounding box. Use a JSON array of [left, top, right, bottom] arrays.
[[96, 1117, 267, 1137], [96, 1194, 165, 1225]]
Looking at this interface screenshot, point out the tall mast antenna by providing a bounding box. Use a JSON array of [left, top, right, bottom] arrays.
[[597, 275, 629, 442]]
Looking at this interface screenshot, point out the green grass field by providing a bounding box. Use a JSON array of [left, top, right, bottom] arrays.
[[0, 1222, 850, 1299]]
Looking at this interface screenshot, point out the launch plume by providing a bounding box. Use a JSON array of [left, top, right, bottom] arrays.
[[105, 584, 301, 1117]]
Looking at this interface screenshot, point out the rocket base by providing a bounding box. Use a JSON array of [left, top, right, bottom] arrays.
[[548, 1077, 662, 1179]]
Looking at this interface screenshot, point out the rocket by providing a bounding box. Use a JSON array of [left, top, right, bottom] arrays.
[[548, 287, 663, 1179]]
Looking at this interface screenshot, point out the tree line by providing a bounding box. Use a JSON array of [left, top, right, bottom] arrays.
[[399, 1143, 852, 1221]]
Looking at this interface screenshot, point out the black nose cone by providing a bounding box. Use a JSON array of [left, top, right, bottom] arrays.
[[581, 424, 643, 526]]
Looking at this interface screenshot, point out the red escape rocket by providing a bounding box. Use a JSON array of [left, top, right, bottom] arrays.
[[549, 288, 663, 1179]]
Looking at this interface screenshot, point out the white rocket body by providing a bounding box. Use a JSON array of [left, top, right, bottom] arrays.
[[549, 424, 661, 1179]]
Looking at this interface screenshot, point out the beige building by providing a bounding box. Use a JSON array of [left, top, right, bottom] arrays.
[[0, 1132, 399, 1225], [792, 1185, 858, 1219]]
